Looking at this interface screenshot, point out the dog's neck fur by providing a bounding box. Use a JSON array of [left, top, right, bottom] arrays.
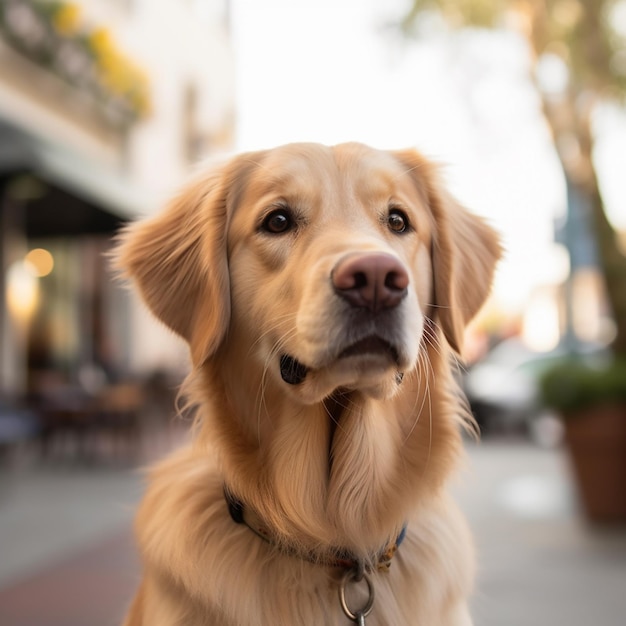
[[187, 337, 466, 564]]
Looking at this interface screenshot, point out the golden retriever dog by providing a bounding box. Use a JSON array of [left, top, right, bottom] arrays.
[[115, 142, 501, 625]]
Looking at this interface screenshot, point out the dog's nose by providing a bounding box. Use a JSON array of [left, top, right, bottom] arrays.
[[332, 253, 409, 313]]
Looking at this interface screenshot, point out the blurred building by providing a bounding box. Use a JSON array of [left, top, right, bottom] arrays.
[[0, 0, 235, 401]]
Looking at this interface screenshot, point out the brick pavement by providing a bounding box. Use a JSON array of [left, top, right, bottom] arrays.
[[0, 528, 139, 626]]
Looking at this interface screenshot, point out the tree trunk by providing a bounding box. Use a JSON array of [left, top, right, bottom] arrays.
[[586, 174, 626, 354], [524, 4, 626, 355], [542, 92, 626, 354]]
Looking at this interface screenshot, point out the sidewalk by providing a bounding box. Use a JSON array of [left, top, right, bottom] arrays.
[[0, 438, 625, 626], [0, 528, 138, 626], [458, 442, 626, 626]]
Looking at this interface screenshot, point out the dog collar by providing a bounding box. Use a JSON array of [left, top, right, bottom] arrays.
[[224, 488, 407, 573]]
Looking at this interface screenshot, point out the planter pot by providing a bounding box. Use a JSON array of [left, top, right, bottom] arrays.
[[564, 404, 626, 523]]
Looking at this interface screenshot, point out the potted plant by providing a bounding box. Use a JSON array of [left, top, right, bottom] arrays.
[[539, 357, 626, 523]]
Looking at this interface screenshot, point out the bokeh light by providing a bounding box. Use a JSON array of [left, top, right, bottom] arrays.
[[24, 248, 54, 278]]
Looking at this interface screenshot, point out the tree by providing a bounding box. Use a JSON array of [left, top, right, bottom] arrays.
[[401, 0, 626, 353]]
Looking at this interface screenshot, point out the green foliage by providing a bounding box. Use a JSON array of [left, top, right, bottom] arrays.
[[539, 357, 626, 414], [402, 0, 626, 97], [403, 0, 508, 30], [0, 0, 151, 126]]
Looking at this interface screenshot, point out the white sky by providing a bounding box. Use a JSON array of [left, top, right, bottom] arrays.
[[230, 0, 625, 314]]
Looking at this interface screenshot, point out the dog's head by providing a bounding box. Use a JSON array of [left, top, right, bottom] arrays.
[[116, 143, 500, 406]]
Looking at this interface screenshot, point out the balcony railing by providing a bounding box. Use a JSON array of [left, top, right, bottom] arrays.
[[0, 0, 150, 129]]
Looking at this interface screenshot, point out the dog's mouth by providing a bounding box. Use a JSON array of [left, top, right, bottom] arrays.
[[280, 335, 400, 386], [279, 354, 309, 385], [337, 335, 399, 362]]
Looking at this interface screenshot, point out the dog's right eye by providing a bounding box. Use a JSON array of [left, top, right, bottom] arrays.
[[261, 209, 294, 234]]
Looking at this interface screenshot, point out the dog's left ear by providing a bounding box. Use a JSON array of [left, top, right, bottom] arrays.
[[393, 150, 502, 354]]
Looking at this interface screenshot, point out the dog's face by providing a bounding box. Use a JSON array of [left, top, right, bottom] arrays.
[[226, 143, 432, 403], [117, 142, 500, 407]]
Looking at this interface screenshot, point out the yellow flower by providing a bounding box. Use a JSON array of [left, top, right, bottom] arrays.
[[89, 27, 114, 55], [52, 3, 82, 36]]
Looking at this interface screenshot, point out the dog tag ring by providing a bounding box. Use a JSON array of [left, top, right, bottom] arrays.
[[339, 568, 375, 624]]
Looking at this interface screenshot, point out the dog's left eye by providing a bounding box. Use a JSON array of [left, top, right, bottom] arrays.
[[261, 208, 294, 234], [387, 209, 409, 234]]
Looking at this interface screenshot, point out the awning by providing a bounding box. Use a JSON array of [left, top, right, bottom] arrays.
[[0, 118, 146, 237]]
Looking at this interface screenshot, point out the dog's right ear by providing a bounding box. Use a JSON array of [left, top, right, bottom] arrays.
[[114, 155, 255, 366], [392, 149, 502, 354]]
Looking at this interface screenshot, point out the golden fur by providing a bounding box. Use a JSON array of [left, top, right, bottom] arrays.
[[115, 142, 501, 625]]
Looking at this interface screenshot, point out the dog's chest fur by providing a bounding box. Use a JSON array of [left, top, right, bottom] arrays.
[[132, 448, 474, 626]]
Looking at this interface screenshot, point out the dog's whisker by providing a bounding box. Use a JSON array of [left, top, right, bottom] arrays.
[[246, 312, 298, 361], [403, 348, 431, 444], [424, 302, 454, 310], [425, 358, 434, 468], [391, 159, 426, 183], [422, 319, 445, 360], [407, 346, 435, 478], [255, 328, 300, 443], [321, 401, 348, 437]]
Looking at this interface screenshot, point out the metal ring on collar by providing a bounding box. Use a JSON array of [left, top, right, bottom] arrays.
[[339, 568, 375, 621]]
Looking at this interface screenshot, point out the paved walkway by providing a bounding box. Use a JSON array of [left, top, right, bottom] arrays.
[[0, 438, 625, 626], [457, 442, 626, 626]]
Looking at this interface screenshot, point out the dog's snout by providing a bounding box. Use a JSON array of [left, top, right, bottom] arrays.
[[332, 253, 409, 313]]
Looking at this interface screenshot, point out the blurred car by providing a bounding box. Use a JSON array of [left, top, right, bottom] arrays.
[[462, 338, 606, 445]]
